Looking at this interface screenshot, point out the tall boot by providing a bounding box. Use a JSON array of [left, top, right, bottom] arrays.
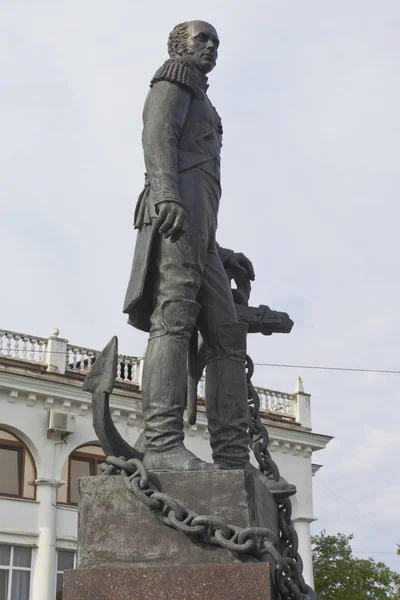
[[142, 299, 218, 471], [205, 322, 250, 468], [206, 321, 296, 499]]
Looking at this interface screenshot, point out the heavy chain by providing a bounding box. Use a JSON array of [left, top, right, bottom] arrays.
[[246, 356, 280, 482], [245, 354, 316, 600], [101, 455, 281, 563]]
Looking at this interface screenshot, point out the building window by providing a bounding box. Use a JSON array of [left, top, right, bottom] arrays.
[[0, 430, 36, 500], [0, 545, 32, 600], [55, 550, 76, 600], [57, 444, 105, 506]]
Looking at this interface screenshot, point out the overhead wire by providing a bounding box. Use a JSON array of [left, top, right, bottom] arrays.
[[253, 362, 400, 375], [2, 348, 400, 375], [313, 479, 399, 541]]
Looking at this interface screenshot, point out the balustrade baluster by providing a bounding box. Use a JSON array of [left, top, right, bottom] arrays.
[[116, 357, 122, 380], [6, 333, 13, 358], [29, 338, 37, 361], [270, 392, 277, 411], [123, 359, 130, 382], [79, 350, 86, 373], [38, 340, 46, 363], [0, 332, 4, 356], [22, 336, 29, 359], [14, 335, 21, 358], [119, 358, 125, 381], [72, 348, 79, 370], [87, 351, 94, 372]]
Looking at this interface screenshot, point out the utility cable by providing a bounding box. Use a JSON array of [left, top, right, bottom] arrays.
[[2, 348, 400, 375], [253, 362, 400, 375]]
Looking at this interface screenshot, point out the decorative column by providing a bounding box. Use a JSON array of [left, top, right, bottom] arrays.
[[293, 376, 315, 586], [31, 478, 63, 600], [292, 517, 315, 588]]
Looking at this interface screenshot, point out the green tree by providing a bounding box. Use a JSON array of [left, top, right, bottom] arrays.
[[312, 531, 399, 600], [393, 572, 400, 600]]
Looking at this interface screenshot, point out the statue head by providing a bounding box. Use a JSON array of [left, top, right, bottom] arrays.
[[168, 20, 219, 74]]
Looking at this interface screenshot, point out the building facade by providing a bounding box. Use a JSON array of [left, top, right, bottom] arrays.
[[0, 327, 331, 600]]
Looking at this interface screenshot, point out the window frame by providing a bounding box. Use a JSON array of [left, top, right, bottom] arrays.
[[0, 544, 33, 600], [65, 447, 105, 506], [0, 433, 36, 501], [55, 549, 76, 600]]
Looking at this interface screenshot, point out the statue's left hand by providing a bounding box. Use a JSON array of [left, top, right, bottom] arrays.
[[225, 252, 255, 281]]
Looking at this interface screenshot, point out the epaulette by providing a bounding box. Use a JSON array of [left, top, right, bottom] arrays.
[[150, 59, 208, 99]]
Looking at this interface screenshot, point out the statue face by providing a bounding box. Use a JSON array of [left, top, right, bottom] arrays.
[[184, 21, 219, 74]]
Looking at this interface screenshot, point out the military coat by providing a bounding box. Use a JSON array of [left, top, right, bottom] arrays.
[[123, 59, 232, 332]]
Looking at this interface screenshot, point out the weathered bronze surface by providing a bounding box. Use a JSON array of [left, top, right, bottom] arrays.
[[120, 20, 291, 473]]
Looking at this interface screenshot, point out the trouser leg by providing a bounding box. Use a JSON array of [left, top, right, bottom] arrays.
[[197, 250, 250, 468], [142, 299, 199, 462], [205, 322, 250, 468]]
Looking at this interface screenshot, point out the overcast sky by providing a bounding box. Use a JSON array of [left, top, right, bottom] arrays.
[[1, 0, 399, 572]]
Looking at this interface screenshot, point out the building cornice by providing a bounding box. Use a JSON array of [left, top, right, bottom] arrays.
[[0, 364, 332, 457]]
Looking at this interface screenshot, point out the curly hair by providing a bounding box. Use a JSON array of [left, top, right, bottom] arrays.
[[167, 22, 194, 57]]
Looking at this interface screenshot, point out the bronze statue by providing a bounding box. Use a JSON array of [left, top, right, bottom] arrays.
[[123, 20, 258, 472], [86, 20, 294, 496]]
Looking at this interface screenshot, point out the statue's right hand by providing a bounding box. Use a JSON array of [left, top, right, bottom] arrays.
[[156, 201, 188, 243]]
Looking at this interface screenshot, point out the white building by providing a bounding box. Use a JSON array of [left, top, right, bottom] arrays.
[[0, 327, 331, 600]]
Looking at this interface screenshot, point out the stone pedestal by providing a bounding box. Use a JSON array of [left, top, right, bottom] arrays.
[[65, 470, 279, 599], [63, 563, 276, 600], [77, 470, 278, 568]]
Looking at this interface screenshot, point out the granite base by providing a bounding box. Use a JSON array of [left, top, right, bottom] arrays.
[[63, 563, 277, 600]]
